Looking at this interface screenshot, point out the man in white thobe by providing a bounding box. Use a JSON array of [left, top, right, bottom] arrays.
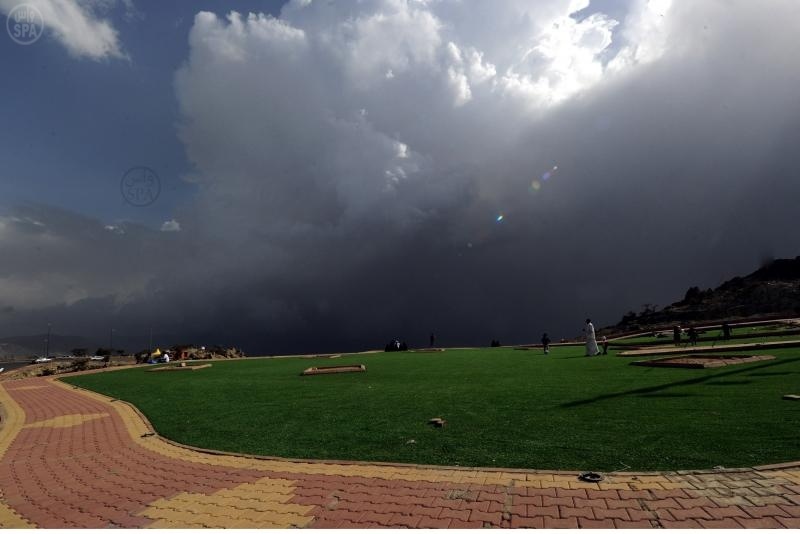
[[584, 318, 600, 356]]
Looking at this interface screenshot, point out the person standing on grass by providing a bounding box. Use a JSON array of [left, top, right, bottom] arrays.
[[584, 319, 600, 356], [541, 333, 550, 354], [601, 335, 609, 355], [688, 326, 698, 346], [429, 332, 436, 348], [673, 325, 681, 345]]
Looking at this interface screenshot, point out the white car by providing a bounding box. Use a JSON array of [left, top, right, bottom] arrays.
[[33, 357, 53, 364], [89, 356, 106, 361]]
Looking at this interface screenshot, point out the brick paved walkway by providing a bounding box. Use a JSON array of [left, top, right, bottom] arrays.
[[2, 377, 800, 528]]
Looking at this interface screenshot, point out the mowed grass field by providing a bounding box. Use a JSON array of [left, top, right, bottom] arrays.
[[612, 324, 800, 347], [63, 345, 800, 472]]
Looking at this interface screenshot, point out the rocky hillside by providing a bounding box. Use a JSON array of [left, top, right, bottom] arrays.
[[608, 256, 800, 332]]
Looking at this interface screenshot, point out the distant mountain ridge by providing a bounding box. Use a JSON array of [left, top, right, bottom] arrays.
[[0, 334, 93, 360], [609, 256, 800, 332]]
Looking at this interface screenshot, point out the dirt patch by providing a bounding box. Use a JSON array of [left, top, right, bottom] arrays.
[[147, 363, 213, 372], [301, 364, 366, 376], [632, 354, 775, 369]]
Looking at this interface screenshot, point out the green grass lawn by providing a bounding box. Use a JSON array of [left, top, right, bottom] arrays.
[[613, 324, 800, 347], [614, 334, 800, 349], [62, 345, 800, 472]]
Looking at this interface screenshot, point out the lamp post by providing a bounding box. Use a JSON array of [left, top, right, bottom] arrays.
[[110, 328, 114, 353], [45, 322, 51, 358]]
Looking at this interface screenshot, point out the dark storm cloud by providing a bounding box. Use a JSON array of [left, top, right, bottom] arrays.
[[3, 0, 800, 353]]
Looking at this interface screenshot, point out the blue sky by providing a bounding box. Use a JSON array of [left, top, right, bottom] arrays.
[[0, 1, 285, 227]]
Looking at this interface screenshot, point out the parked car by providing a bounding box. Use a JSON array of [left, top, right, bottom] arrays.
[[33, 357, 53, 364]]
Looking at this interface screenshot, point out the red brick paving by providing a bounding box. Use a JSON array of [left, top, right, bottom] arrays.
[[3, 376, 800, 528]]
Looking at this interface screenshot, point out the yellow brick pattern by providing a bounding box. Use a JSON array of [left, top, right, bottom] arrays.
[[138, 477, 314, 528], [0, 502, 34, 529], [23, 412, 109, 429]]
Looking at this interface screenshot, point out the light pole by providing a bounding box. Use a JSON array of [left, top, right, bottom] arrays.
[[110, 328, 115, 353], [46, 322, 51, 358]]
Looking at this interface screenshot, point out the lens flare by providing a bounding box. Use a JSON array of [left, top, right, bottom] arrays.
[[542, 165, 559, 181], [496, 214, 504, 222], [530, 180, 542, 191]]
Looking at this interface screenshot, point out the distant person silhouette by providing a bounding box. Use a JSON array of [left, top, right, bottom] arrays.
[[541, 333, 550, 354], [673, 325, 681, 346], [584, 319, 600, 356], [430, 332, 436, 348], [688, 326, 698, 346], [722, 322, 732, 340]]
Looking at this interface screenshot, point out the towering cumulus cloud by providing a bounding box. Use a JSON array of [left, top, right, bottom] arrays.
[[3, 0, 800, 352], [0, 0, 126, 59]]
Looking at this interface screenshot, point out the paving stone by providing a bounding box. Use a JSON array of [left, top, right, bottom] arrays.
[[387, 513, 420, 528], [606, 498, 643, 510], [487, 500, 505, 513], [448, 518, 484, 528], [559, 506, 594, 519], [526, 505, 559, 518], [627, 509, 657, 521], [543, 516, 579, 528], [705, 505, 748, 519], [542, 496, 573, 507], [647, 497, 681, 509], [578, 517, 615, 528], [659, 519, 702, 528], [736, 516, 784, 528], [674, 496, 716, 508], [710, 495, 752, 507], [554, 487, 587, 499], [5, 378, 800, 530], [586, 489, 619, 500], [437, 507, 470, 522], [594, 506, 631, 521], [746, 494, 792, 506], [742, 504, 791, 518], [614, 519, 655, 528], [469, 509, 502, 525], [697, 518, 742, 528], [573, 497, 607, 509], [778, 517, 800, 528], [513, 495, 543, 507], [510, 515, 544, 528], [670, 507, 713, 520], [650, 488, 690, 499], [618, 489, 651, 500], [417, 516, 452, 528], [779, 504, 800, 517]]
